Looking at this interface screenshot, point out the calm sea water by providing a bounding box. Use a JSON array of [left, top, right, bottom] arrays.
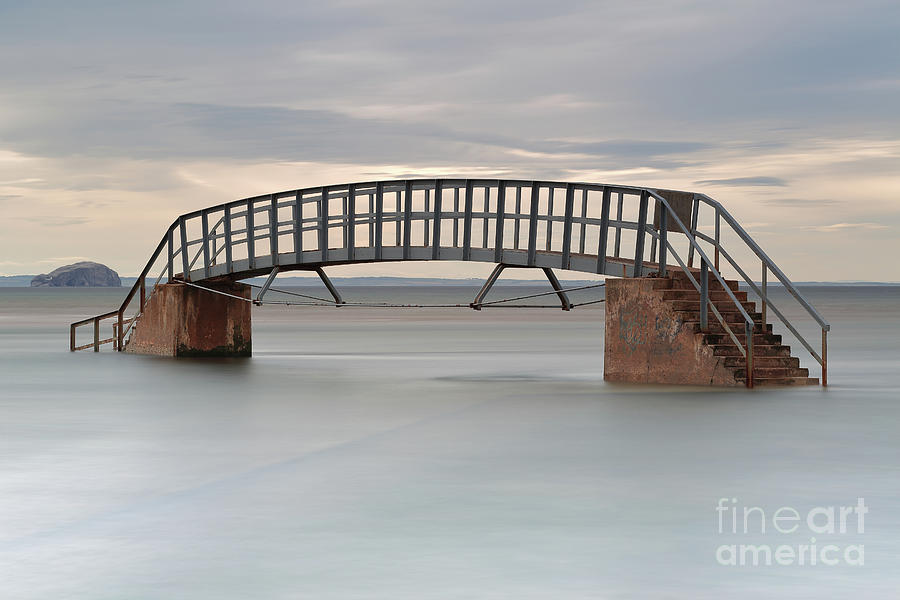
[[1, 285, 899, 599]]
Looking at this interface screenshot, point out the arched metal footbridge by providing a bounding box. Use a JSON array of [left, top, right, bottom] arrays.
[[70, 178, 830, 387]]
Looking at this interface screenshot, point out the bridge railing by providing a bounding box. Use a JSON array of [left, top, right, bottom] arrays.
[[685, 194, 830, 385], [69, 178, 829, 387]]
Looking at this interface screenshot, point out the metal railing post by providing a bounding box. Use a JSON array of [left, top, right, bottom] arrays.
[[822, 329, 828, 387], [270, 194, 279, 264], [224, 205, 233, 272], [167, 227, 174, 282], [761, 261, 767, 325], [117, 310, 124, 351], [658, 203, 668, 277], [179, 216, 190, 281], [70, 324, 76, 352], [688, 195, 699, 268], [700, 260, 709, 331], [140, 278, 145, 313], [633, 190, 649, 277], [714, 208, 720, 272], [745, 320, 754, 388]]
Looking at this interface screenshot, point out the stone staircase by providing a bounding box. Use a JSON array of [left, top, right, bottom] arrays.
[[654, 271, 818, 386]]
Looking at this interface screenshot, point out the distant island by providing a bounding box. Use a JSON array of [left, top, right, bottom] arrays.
[[30, 261, 121, 287]]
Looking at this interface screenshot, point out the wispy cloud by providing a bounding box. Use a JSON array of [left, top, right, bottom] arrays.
[[19, 216, 91, 227], [694, 176, 788, 187], [803, 222, 889, 232], [761, 197, 839, 206]]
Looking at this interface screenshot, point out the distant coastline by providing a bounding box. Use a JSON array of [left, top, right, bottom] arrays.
[[1, 275, 898, 288]]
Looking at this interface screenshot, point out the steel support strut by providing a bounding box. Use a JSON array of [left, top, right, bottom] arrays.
[[470, 264, 572, 311], [255, 266, 280, 305], [470, 264, 506, 310], [541, 267, 572, 310], [315, 266, 344, 305]]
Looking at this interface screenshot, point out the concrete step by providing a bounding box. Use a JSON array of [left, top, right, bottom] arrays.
[[711, 344, 792, 357], [670, 271, 740, 291], [724, 356, 799, 368], [660, 289, 749, 302], [683, 321, 773, 335], [734, 375, 820, 386], [669, 299, 757, 313], [739, 366, 810, 378], [706, 332, 782, 346], [674, 309, 763, 325]]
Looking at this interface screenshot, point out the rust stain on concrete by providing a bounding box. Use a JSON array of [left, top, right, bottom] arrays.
[[125, 282, 252, 357], [604, 277, 737, 386]]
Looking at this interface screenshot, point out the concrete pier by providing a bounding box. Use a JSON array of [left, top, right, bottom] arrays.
[[125, 281, 251, 357], [604, 277, 738, 386]]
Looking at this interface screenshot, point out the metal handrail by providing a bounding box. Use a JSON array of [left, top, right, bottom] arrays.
[[690, 193, 829, 384]]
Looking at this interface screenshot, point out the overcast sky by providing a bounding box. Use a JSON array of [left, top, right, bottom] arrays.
[[1, 0, 898, 280]]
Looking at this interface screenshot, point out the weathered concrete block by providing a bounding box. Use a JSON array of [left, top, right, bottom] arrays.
[[604, 277, 737, 386], [125, 281, 251, 357]]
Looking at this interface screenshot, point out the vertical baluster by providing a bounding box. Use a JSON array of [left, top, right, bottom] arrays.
[[688, 196, 699, 268], [368, 193, 375, 249], [561, 183, 574, 269], [822, 329, 828, 387], [596, 187, 610, 274], [746, 321, 754, 388], [395, 190, 402, 247], [761, 261, 767, 325], [431, 180, 442, 260], [167, 226, 174, 282], [246, 199, 255, 270], [482, 186, 490, 249], [579, 189, 588, 255], [347, 185, 356, 261], [93, 317, 100, 352], [224, 205, 233, 272], [462, 180, 473, 260], [424, 188, 430, 247], [714, 209, 721, 271], [700, 261, 709, 331], [201, 211, 210, 279], [270, 194, 279, 265], [614, 192, 623, 257], [403, 181, 413, 259], [293, 191, 302, 262], [527, 183, 540, 266], [375, 183, 384, 260], [320, 186, 329, 262], [179, 216, 190, 281], [117, 311, 123, 351], [453, 187, 460, 247], [514, 187, 522, 250], [633, 191, 649, 277], [494, 181, 506, 263], [659, 202, 668, 277], [546, 187, 554, 252]]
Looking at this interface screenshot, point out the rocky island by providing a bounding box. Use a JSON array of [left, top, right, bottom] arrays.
[[31, 261, 121, 287]]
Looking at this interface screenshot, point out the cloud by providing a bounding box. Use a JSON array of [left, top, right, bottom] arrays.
[[761, 197, 840, 206], [19, 216, 91, 227], [694, 176, 788, 187], [803, 222, 889, 232]]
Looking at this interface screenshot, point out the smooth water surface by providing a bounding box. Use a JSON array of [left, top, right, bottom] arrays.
[[1, 285, 899, 599]]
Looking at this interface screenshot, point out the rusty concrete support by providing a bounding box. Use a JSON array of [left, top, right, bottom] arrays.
[[125, 281, 251, 357], [604, 278, 738, 386]]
